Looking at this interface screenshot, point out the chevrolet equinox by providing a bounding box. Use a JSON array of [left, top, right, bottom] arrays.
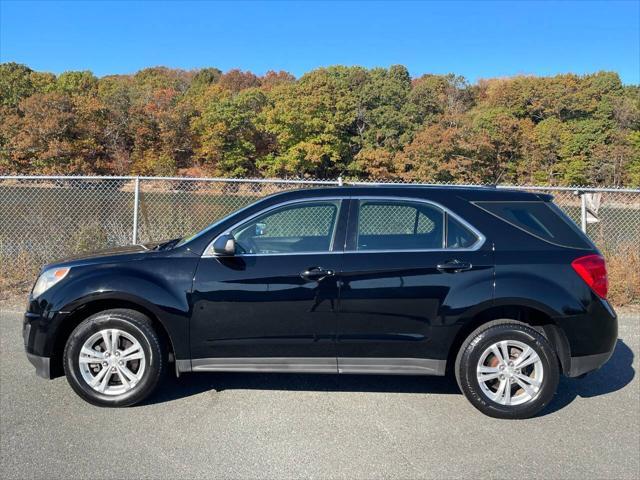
[[23, 186, 617, 419]]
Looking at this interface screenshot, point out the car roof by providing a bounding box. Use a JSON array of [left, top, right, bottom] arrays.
[[266, 184, 552, 202]]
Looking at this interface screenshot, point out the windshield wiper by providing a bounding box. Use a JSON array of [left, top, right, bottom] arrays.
[[153, 238, 182, 250]]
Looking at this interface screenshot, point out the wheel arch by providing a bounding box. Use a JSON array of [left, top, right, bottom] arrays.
[[50, 299, 176, 378], [446, 304, 571, 376]]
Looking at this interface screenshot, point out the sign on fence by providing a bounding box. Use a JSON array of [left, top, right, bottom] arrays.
[[585, 192, 602, 224]]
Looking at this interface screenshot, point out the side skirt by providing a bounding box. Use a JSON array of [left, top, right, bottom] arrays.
[[338, 357, 446, 376], [189, 357, 337, 374], [178, 357, 446, 376]]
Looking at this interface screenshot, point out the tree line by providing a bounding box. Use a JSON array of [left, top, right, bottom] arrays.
[[1, 62, 638, 185]]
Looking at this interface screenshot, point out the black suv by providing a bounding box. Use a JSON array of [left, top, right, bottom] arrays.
[[23, 186, 617, 419]]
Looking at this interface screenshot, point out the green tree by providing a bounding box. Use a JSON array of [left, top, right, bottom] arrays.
[[55, 70, 98, 95], [259, 66, 362, 176], [0, 63, 36, 108], [354, 65, 413, 152], [193, 88, 270, 176]]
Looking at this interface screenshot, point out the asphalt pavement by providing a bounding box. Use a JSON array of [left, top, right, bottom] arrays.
[[1, 304, 638, 479]]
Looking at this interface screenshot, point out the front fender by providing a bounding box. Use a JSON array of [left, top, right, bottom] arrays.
[[27, 258, 198, 360], [56, 267, 188, 311]]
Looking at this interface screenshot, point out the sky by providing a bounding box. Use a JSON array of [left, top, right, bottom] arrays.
[[1, 0, 638, 84]]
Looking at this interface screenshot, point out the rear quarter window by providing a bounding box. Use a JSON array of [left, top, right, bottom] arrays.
[[474, 201, 594, 249]]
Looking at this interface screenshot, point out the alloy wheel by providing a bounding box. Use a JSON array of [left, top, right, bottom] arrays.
[[78, 328, 146, 395], [476, 339, 544, 406]]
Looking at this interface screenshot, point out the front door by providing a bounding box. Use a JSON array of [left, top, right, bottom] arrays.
[[190, 198, 348, 373], [337, 198, 494, 374]]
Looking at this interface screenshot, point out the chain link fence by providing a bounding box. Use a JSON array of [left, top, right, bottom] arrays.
[[1, 175, 638, 304]]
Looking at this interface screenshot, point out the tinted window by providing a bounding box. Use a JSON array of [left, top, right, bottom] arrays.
[[475, 201, 592, 249], [356, 201, 444, 250], [447, 216, 479, 249], [233, 201, 340, 254]]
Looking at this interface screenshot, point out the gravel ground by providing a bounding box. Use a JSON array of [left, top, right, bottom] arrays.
[[1, 303, 638, 480]]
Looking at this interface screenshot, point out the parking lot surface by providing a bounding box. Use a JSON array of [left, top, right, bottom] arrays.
[[1, 304, 638, 479]]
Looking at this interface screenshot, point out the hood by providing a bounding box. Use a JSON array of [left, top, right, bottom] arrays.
[[43, 241, 167, 269]]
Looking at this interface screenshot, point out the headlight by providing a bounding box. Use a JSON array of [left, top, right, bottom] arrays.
[[32, 267, 70, 298]]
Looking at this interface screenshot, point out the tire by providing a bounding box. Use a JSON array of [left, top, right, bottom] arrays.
[[455, 320, 559, 419], [63, 309, 164, 407]]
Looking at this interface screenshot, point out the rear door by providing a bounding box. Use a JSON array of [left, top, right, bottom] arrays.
[[336, 197, 494, 374]]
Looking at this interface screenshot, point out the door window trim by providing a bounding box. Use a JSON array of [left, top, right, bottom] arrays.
[[203, 195, 486, 257], [203, 197, 349, 257], [346, 196, 486, 253]]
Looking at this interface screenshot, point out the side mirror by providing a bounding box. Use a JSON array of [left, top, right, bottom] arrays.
[[212, 234, 236, 256]]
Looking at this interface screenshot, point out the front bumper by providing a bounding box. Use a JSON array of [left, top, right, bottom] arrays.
[[26, 352, 51, 379], [23, 310, 53, 378], [23, 303, 65, 380]]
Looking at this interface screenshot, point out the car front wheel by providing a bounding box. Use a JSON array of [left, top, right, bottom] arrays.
[[63, 309, 164, 407], [455, 320, 560, 419]]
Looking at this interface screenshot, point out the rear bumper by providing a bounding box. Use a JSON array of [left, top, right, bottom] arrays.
[[560, 297, 617, 378], [26, 352, 51, 379], [567, 351, 614, 378]]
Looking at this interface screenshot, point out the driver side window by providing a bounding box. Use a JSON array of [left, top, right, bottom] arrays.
[[232, 200, 341, 254]]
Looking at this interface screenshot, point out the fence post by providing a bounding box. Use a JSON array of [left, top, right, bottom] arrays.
[[337, 175, 343, 186], [132, 176, 140, 244], [580, 191, 587, 233]]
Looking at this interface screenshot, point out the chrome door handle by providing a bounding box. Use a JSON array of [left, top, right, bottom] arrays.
[[437, 260, 472, 273], [300, 267, 335, 280]]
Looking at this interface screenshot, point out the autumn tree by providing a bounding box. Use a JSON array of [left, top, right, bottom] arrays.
[[0, 62, 637, 185], [218, 69, 261, 93]]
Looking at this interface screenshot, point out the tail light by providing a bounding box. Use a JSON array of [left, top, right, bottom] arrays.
[[571, 254, 608, 299]]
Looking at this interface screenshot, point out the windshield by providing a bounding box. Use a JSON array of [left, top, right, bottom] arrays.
[[174, 200, 262, 248], [174, 218, 226, 248]]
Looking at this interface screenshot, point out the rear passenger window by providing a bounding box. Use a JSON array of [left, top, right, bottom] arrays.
[[356, 200, 484, 251], [447, 216, 479, 249], [475, 201, 592, 249], [357, 201, 444, 250]]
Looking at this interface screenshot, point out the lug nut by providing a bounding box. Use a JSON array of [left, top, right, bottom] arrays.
[[111, 367, 117, 372], [118, 361, 123, 366], [499, 374, 505, 380], [102, 361, 108, 367], [115, 352, 119, 357]]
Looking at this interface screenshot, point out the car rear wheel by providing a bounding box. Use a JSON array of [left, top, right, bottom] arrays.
[[63, 309, 164, 407], [455, 320, 559, 419]]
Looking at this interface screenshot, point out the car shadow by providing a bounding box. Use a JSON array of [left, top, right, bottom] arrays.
[[144, 369, 461, 406], [541, 339, 635, 416], [142, 339, 635, 415]]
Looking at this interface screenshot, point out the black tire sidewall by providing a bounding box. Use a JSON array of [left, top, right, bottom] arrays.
[[458, 324, 559, 419], [64, 313, 161, 407]]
